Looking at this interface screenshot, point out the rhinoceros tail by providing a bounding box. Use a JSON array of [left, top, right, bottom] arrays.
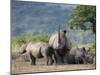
[[37, 47, 43, 58]]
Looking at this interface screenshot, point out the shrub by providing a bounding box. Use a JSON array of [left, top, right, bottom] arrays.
[[11, 34, 49, 52]]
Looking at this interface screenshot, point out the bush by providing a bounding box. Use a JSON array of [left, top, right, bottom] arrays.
[[11, 34, 49, 52]]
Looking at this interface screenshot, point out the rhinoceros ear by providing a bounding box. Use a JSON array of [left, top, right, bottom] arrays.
[[82, 47, 86, 52], [63, 30, 67, 34], [87, 48, 91, 53]]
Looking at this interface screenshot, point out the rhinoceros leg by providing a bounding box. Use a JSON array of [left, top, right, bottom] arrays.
[[61, 55, 64, 64], [53, 51, 58, 64], [81, 57, 86, 64], [44, 55, 53, 65], [49, 56, 54, 65], [46, 57, 49, 65], [43, 55, 49, 65], [29, 53, 36, 65], [75, 56, 80, 64]]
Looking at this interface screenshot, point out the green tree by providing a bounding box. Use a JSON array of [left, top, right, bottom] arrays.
[[69, 5, 96, 34]]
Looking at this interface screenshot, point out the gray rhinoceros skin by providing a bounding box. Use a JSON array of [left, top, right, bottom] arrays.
[[67, 47, 89, 64], [49, 30, 72, 64], [19, 41, 55, 65]]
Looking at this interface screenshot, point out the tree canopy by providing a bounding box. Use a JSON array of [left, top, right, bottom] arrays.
[[69, 5, 96, 34]]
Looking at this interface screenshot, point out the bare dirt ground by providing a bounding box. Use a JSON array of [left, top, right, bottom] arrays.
[[12, 60, 95, 74], [11, 52, 96, 74]]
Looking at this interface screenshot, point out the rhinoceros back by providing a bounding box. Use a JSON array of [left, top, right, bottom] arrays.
[[26, 42, 47, 58]]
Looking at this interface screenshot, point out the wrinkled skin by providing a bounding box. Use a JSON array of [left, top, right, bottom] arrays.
[[85, 49, 95, 64], [49, 30, 72, 64], [66, 47, 95, 64], [19, 42, 55, 65], [85, 54, 94, 64], [67, 47, 87, 64]]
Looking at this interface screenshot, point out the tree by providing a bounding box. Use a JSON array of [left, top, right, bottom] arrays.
[[69, 5, 96, 34]]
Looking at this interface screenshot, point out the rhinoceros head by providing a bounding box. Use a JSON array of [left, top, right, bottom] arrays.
[[19, 42, 27, 54], [58, 25, 67, 50]]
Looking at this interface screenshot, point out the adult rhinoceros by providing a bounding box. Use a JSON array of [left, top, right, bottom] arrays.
[[19, 41, 55, 65], [49, 26, 72, 64]]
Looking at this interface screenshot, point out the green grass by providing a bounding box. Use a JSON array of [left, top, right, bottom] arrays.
[[11, 34, 49, 52], [11, 34, 96, 55]]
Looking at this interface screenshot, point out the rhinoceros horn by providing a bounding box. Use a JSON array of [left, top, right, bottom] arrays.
[[58, 25, 61, 46]]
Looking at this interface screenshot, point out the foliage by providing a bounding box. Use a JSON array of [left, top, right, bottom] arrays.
[[12, 34, 49, 52], [69, 5, 96, 34]]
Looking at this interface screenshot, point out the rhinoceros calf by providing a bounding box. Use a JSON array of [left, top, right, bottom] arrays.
[[85, 48, 95, 64], [19, 41, 55, 65], [67, 47, 87, 64]]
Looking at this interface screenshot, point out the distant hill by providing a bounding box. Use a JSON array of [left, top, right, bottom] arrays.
[[11, 0, 76, 36]]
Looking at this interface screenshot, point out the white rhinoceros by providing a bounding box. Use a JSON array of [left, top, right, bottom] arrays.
[[49, 26, 72, 64], [19, 41, 55, 65]]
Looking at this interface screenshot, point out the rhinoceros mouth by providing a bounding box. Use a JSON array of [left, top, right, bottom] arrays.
[[23, 50, 26, 54], [19, 50, 26, 54]]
